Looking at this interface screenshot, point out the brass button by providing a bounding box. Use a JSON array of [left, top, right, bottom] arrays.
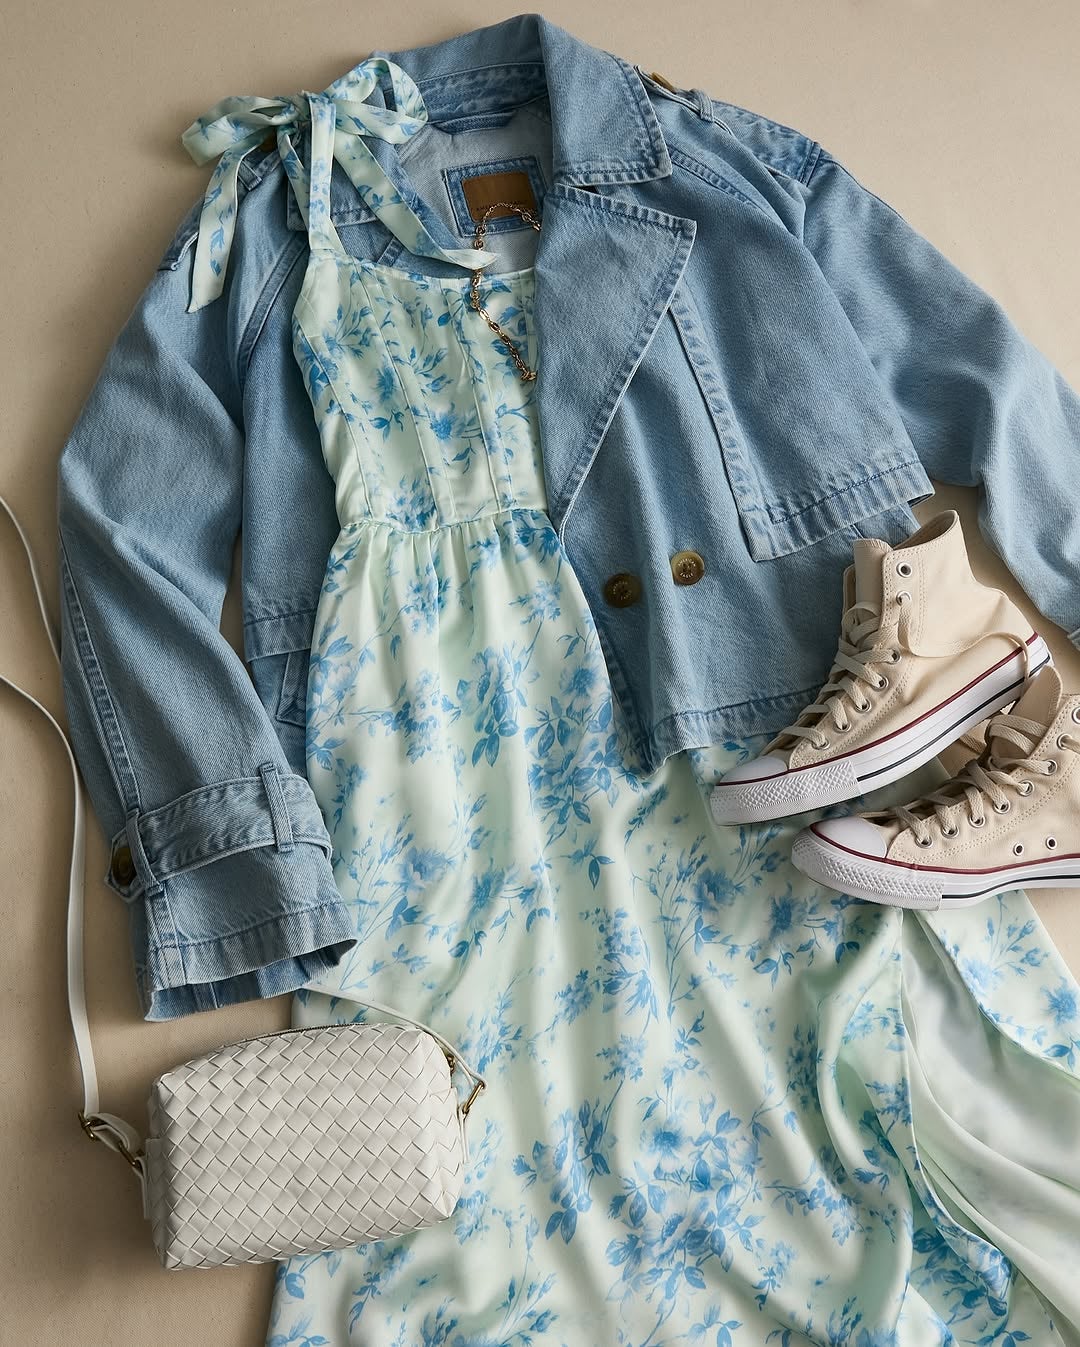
[[110, 843, 136, 886], [671, 550, 705, 585], [603, 572, 642, 607], [649, 70, 680, 93]]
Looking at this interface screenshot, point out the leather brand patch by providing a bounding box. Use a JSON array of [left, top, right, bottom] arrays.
[[460, 170, 537, 221]]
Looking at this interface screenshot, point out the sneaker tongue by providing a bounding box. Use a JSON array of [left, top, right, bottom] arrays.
[[852, 537, 891, 610], [991, 662, 1063, 760]]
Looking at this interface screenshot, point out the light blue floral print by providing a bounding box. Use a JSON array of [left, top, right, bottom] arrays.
[[263, 81, 1080, 1346], [179, 58, 496, 312]]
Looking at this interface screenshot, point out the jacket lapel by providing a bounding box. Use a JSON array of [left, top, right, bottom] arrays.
[[533, 183, 696, 533]]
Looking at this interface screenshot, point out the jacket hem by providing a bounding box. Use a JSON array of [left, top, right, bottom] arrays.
[[643, 686, 821, 773], [134, 899, 357, 1021]]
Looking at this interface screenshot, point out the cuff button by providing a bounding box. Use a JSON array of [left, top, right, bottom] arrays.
[[110, 843, 136, 886]]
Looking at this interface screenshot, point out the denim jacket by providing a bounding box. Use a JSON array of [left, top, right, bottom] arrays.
[[55, 13, 1080, 1020]]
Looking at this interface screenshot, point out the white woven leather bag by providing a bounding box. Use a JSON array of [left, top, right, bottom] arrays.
[[1, 494, 485, 1270]]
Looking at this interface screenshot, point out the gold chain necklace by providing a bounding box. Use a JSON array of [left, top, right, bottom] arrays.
[[468, 201, 542, 382]]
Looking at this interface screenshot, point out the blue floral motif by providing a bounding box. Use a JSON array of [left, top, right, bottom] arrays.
[[263, 252, 1080, 1347], [1044, 977, 1079, 1026]]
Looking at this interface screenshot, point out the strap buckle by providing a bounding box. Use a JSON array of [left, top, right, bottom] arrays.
[[78, 1110, 144, 1173], [460, 1077, 486, 1118], [444, 1054, 487, 1118]]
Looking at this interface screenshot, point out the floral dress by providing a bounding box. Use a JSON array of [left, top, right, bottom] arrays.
[[240, 67, 1080, 1347]]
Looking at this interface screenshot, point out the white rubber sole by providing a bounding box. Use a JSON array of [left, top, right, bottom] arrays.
[[791, 827, 1080, 910], [709, 637, 1051, 825]]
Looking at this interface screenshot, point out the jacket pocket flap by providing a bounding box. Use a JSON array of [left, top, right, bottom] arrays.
[[742, 459, 934, 561]]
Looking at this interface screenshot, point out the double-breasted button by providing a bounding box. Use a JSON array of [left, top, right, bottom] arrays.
[[603, 572, 642, 607], [671, 550, 705, 585], [110, 843, 136, 886]]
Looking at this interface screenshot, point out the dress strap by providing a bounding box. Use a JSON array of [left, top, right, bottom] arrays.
[[180, 57, 498, 312], [279, 91, 347, 258]]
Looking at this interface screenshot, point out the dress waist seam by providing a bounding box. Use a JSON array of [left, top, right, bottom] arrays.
[[336, 505, 551, 534]]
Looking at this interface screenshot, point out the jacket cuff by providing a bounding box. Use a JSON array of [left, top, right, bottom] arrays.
[[103, 762, 355, 1020]]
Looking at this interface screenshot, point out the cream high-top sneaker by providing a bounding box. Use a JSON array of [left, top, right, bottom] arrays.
[[790, 664, 1080, 909], [709, 510, 1050, 825]]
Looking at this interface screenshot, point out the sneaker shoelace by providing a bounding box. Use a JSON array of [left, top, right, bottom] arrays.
[[775, 604, 1036, 755], [774, 601, 900, 750], [873, 712, 1080, 847]]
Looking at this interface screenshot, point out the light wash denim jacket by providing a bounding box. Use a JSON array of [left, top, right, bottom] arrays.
[[55, 13, 1080, 1019]]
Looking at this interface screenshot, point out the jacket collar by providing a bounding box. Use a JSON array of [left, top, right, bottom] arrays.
[[281, 16, 694, 534], [371, 14, 672, 186], [282, 15, 672, 230]]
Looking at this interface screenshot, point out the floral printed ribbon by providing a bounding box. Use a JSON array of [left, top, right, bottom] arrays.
[[180, 57, 497, 312]]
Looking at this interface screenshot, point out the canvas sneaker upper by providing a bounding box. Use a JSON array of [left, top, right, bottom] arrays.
[[772, 511, 1036, 771], [819, 663, 1080, 868], [710, 510, 1046, 824]]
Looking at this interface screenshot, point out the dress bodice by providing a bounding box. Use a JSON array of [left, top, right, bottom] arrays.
[[180, 57, 545, 529], [292, 258, 545, 530]]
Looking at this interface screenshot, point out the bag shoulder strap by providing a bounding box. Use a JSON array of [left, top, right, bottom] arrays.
[[0, 493, 483, 1189], [0, 495, 141, 1170]]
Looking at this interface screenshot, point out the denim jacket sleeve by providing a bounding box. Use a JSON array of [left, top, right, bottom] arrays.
[[56, 197, 356, 1021], [793, 149, 1080, 645]]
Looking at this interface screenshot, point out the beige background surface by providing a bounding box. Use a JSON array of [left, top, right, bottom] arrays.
[[2, 3, 1080, 1344]]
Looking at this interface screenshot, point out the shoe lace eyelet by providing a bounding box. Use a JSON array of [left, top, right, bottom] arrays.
[[915, 835, 932, 848], [942, 824, 958, 838], [1013, 842, 1024, 856], [888, 649, 901, 664], [837, 721, 850, 733], [1072, 707, 1080, 724], [1018, 779, 1034, 796], [815, 736, 829, 750], [1056, 734, 1070, 751], [1046, 760, 1059, 775], [896, 561, 913, 577], [875, 675, 890, 690], [1046, 836, 1058, 850], [896, 591, 912, 605], [970, 814, 986, 828], [993, 800, 1011, 814]]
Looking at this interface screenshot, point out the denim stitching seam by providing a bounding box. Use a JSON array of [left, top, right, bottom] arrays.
[[668, 148, 769, 214], [58, 531, 141, 812], [749, 460, 926, 525], [150, 897, 352, 955], [555, 208, 695, 528]]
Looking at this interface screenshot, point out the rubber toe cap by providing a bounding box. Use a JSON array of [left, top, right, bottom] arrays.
[[715, 753, 789, 785], [813, 816, 889, 859]]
